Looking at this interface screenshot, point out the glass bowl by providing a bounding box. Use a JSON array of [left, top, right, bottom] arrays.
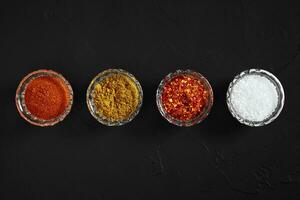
[[86, 69, 143, 126], [156, 69, 214, 127], [15, 69, 73, 127], [226, 69, 285, 127]]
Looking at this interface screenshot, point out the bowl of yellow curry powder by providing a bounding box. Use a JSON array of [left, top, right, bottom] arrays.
[[86, 69, 143, 126]]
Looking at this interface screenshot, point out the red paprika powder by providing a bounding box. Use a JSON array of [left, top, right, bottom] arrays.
[[24, 75, 70, 120]]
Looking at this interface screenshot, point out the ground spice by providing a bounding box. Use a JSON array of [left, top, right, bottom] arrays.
[[92, 73, 141, 122], [24, 76, 70, 120], [161, 74, 209, 121]]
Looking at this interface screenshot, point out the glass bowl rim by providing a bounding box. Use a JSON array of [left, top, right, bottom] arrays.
[[86, 68, 143, 126], [15, 69, 74, 127], [156, 69, 214, 127], [226, 68, 285, 127]]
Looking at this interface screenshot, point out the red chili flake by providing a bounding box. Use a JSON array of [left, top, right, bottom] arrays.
[[161, 74, 209, 121]]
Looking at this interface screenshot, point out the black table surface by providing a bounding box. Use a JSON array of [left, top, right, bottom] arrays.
[[1, 1, 300, 200]]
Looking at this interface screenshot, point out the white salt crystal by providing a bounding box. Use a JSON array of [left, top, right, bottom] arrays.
[[230, 74, 279, 122]]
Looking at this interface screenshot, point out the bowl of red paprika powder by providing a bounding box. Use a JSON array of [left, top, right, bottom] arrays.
[[156, 69, 213, 126], [16, 69, 73, 126]]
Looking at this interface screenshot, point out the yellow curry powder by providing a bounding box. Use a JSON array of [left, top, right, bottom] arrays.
[[93, 73, 141, 122]]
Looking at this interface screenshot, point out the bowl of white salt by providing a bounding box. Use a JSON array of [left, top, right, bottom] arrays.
[[227, 69, 285, 127]]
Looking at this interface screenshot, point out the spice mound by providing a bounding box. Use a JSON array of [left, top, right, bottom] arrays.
[[229, 73, 279, 122], [227, 69, 285, 127], [24, 76, 70, 120], [92, 73, 141, 123], [161, 74, 209, 121]]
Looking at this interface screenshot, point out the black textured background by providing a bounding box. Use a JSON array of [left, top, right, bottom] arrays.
[[1, 1, 300, 199]]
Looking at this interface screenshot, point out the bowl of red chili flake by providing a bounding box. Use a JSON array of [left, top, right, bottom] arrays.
[[156, 69, 213, 126], [16, 69, 73, 126]]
